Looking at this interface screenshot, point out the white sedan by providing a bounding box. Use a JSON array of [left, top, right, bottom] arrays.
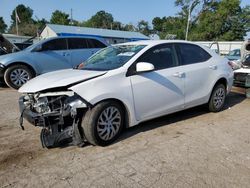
[[18, 40, 234, 148]]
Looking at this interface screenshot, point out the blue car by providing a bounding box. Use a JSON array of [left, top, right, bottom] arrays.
[[0, 36, 108, 89], [225, 49, 241, 61]]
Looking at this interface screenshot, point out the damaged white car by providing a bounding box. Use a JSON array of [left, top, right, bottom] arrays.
[[18, 40, 233, 148]]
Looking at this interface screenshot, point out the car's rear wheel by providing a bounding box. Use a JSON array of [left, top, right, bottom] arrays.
[[82, 101, 124, 146], [208, 84, 226, 112], [4, 64, 34, 89]]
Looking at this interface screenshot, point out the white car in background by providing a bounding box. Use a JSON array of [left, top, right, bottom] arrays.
[[18, 40, 234, 148]]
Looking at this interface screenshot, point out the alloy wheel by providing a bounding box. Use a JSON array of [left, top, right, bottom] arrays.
[[97, 106, 122, 141], [213, 88, 225, 109], [10, 69, 30, 87]]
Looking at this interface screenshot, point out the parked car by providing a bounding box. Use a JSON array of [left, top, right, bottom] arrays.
[[0, 36, 108, 89], [18, 40, 234, 148], [234, 55, 250, 87], [225, 49, 241, 61], [233, 39, 250, 89]]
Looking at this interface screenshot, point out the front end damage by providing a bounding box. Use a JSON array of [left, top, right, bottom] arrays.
[[19, 91, 89, 148]]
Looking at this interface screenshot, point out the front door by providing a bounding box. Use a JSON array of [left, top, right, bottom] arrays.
[[31, 38, 72, 74], [129, 44, 185, 121]]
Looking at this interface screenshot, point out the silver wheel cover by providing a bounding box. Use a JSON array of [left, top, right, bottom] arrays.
[[97, 106, 122, 141], [213, 87, 225, 109], [10, 69, 30, 86]]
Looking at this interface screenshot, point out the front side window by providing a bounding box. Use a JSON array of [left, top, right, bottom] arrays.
[[42, 39, 67, 51], [177, 43, 211, 65], [81, 45, 146, 71], [136, 44, 177, 70]]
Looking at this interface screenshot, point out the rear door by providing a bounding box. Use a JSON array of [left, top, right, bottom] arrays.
[[87, 38, 107, 55], [68, 38, 107, 67], [175, 43, 213, 108], [129, 44, 185, 121], [31, 38, 72, 73]]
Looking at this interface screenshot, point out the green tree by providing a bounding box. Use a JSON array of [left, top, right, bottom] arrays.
[[50, 10, 70, 25], [9, 4, 37, 36], [10, 4, 33, 24], [122, 23, 136, 31], [0, 17, 7, 33], [137, 20, 151, 36], [152, 17, 165, 32], [84, 11, 114, 29], [242, 6, 250, 33], [191, 0, 248, 41], [111, 21, 123, 30], [34, 18, 48, 34], [173, 0, 249, 41], [152, 16, 186, 39]]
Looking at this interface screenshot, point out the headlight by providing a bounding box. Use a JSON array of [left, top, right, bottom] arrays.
[[33, 97, 51, 113], [0, 63, 5, 69], [63, 95, 87, 117]]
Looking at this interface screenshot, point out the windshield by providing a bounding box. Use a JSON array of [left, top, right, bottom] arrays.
[[81, 45, 146, 71]]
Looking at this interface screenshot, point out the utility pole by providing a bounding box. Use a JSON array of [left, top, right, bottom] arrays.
[[185, 0, 196, 41], [70, 8, 73, 25], [15, 9, 19, 35]]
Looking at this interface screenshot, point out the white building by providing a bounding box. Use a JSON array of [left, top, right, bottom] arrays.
[[40, 24, 149, 44]]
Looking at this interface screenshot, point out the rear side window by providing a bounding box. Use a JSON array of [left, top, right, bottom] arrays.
[[87, 39, 107, 48], [42, 39, 67, 51], [137, 44, 177, 70], [177, 43, 211, 65], [68, 38, 88, 49]]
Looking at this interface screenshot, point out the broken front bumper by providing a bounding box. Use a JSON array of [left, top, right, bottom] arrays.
[[19, 96, 44, 127], [18, 94, 87, 148]]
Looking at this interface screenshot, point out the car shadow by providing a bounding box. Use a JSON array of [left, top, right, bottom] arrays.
[[116, 91, 246, 144], [54, 91, 246, 149], [0, 81, 8, 88]]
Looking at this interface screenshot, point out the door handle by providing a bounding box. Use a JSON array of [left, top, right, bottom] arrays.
[[209, 65, 217, 70], [173, 72, 185, 78]]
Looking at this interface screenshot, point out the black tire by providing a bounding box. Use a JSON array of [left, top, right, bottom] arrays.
[[208, 84, 226, 112], [82, 101, 124, 146], [4, 64, 34, 89]]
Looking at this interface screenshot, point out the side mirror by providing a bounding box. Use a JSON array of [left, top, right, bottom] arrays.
[[32, 45, 42, 52], [136, 62, 155, 73]]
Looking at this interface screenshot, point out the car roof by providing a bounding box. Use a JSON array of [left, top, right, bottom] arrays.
[[116, 40, 198, 46]]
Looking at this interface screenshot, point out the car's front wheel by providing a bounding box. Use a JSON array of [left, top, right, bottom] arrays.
[[4, 64, 34, 89], [208, 84, 226, 112], [82, 101, 124, 146]]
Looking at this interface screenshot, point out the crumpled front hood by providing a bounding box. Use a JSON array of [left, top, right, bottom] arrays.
[[19, 69, 107, 93]]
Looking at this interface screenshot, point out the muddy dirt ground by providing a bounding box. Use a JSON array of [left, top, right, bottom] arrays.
[[0, 87, 250, 188]]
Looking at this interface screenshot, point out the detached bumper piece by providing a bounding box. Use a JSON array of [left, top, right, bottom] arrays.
[[19, 96, 86, 148]]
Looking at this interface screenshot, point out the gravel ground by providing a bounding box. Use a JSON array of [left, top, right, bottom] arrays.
[[0, 88, 250, 188]]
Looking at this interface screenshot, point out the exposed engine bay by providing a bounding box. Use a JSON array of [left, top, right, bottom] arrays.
[[19, 91, 88, 148]]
